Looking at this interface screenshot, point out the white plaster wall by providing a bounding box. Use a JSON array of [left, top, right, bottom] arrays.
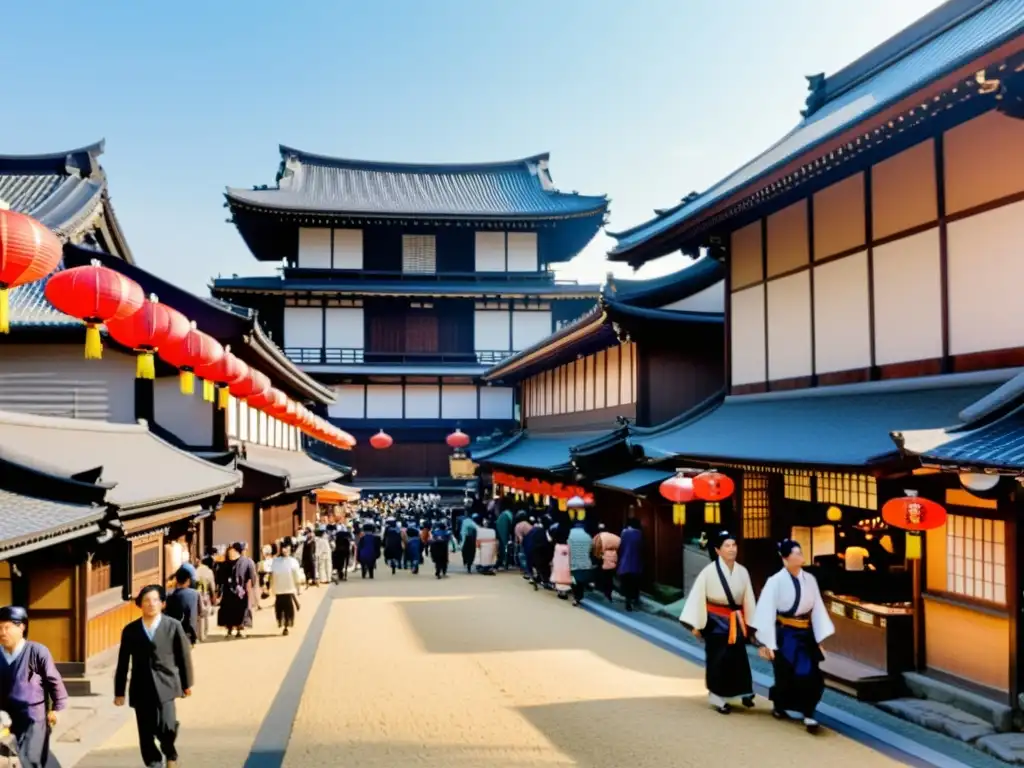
[[507, 232, 538, 271], [606, 348, 621, 407], [813, 252, 871, 373], [441, 385, 477, 419], [154, 376, 213, 446], [480, 386, 513, 420], [873, 227, 943, 365], [511, 311, 552, 351], [366, 385, 403, 419], [948, 199, 1024, 356], [328, 385, 365, 419], [474, 311, 511, 351], [325, 308, 364, 349], [475, 232, 506, 272], [405, 385, 440, 418], [332, 229, 363, 269], [730, 285, 766, 385], [298, 228, 331, 268], [767, 272, 812, 380], [660, 280, 724, 314], [283, 307, 323, 348]]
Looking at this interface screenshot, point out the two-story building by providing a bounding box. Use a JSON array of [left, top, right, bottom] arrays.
[[213, 146, 607, 493], [606, 0, 1024, 723]]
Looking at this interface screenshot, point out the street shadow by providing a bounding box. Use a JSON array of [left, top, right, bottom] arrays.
[[200, 632, 287, 644], [281, 739, 572, 767], [74, 726, 258, 768], [397, 593, 702, 679]]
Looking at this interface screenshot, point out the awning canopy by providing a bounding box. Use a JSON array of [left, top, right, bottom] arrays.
[[473, 430, 608, 473], [594, 468, 673, 494], [633, 373, 1008, 468], [236, 444, 341, 499], [315, 483, 361, 504]]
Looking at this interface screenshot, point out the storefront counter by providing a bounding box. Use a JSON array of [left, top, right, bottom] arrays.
[[823, 592, 914, 674]]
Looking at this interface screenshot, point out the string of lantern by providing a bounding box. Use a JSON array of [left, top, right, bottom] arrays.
[[0, 209, 356, 451], [491, 471, 595, 519], [659, 468, 736, 525]]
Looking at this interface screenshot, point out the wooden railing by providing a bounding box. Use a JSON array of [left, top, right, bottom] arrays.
[[284, 348, 514, 366]]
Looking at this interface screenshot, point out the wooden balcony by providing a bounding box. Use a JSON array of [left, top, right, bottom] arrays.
[[283, 348, 514, 366]]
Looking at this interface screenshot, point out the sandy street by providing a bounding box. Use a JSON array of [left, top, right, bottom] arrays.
[[77, 569, 903, 767]]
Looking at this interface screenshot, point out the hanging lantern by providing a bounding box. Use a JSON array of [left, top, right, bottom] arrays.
[[44, 259, 144, 358], [0, 209, 63, 333], [264, 389, 289, 418], [660, 471, 695, 504], [567, 494, 586, 522], [370, 430, 393, 450], [158, 321, 224, 395], [105, 295, 190, 379], [882, 491, 947, 561], [195, 347, 245, 408], [228, 365, 266, 401], [826, 505, 843, 523], [247, 383, 277, 410], [693, 470, 735, 502], [446, 428, 470, 449]]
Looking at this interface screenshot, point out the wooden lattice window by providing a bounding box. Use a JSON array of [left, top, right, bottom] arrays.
[[742, 472, 770, 539], [816, 472, 877, 510], [402, 235, 436, 274], [783, 470, 812, 502], [948, 514, 1006, 605]]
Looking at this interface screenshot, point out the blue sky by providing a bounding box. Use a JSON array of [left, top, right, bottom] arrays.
[[1, 0, 944, 292]]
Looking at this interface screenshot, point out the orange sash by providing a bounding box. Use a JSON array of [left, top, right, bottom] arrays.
[[777, 615, 811, 630], [707, 602, 747, 644]]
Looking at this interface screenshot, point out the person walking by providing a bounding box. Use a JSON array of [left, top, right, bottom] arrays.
[[271, 542, 303, 636], [300, 530, 317, 586], [495, 503, 514, 570], [165, 568, 201, 646], [529, 520, 554, 591], [0, 606, 67, 768], [333, 525, 353, 582], [383, 520, 403, 575], [460, 514, 479, 574], [591, 524, 620, 601], [429, 521, 451, 579], [314, 529, 332, 585], [567, 520, 594, 607], [357, 523, 382, 579], [618, 518, 643, 611], [405, 521, 423, 575], [114, 585, 194, 768], [679, 531, 757, 714], [217, 542, 256, 639], [194, 555, 217, 642], [550, 525, 572, 599], [475, 518, 498, 575]]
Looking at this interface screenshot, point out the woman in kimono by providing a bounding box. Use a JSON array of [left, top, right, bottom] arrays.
[[751, 539, 835, 732], [405, 521, 423, 575], [357, 523, 382, 579], [591, 524, 620, 600], [217, 542, 256, 639], [550, 524, 572, 599], [461, 515, 479, 573], [679, 531, 756, 714], [475, 519, 498, 574]]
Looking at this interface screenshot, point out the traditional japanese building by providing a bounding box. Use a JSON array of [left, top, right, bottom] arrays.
[[605, 0, 1024, 722], [213, 146, 608, 491]]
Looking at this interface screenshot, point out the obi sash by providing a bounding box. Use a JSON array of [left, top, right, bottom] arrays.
[[708, 559, 747, 644]]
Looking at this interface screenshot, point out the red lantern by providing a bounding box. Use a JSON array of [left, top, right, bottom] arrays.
[[230, 366, 268, 401], [0, 209, 63, 333], [882, 494, 947, 532], [196, 348, 245, 408], [370, 430, 393, 450], [44, 259, 144, 359], [446, 428, 471, 449], [693, 470, 735, 501], [105, 296, 190, 379], [158, 322, 224, 396], [539, 481, 552, 497], [337, 428, 356, 448], [659, 472, 695, 503], [262, 389, 289, 418]]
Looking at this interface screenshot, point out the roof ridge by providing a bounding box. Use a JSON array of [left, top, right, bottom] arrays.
[[278, 144, 551, 174], [0, 141, 105, 177]]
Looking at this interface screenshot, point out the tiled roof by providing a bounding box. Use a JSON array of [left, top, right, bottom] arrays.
[[594, 468, 673, 494], [0, 410, 240, 512], [633, 373, 1009, 467], [226, 146, 608, 220], [0, 488, 103, 555], [239, 443, 341, 493], [908, 409, 1024, 469], [8, 273, 76, 328], [472, 430, 607, 472], [608, 0, 1024, 260], [606, 256, 724, 309]]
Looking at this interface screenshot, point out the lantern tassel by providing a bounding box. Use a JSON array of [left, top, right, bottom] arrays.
[[180, 369, 195, 395], [673, 503, 687, 526], [136, 351, 155, 380], [906, 532, 922, 560], [0, 288, 9, 334], [84, 323, 103, 360], [217, 386, 229, 409], [202, 378, 215, 402]]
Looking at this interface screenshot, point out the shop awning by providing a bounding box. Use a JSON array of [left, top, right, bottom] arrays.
[[237, 444, 341, 497], [315, 483, 361, 504], [121, 506, 202, 536], [0, 488, 104, 558], [632, 372, 1012, 468], [0, 410, 241, 514], [474, 430, 608, 473], [594, 468, 673, 494]]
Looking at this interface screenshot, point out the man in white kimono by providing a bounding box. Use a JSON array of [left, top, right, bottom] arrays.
[[750, 538, 835, 732], [679, 530, 756, 714]]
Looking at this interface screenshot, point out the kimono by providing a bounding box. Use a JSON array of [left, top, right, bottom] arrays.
[[357, 533, 381, 578], [495, 510, 514, 567], [429, 529, 451, 577], [314, 535, 332, 584], [551, 542, 572, 593], [383, 528, 403, 568], [591, 531, 620, 599], [0, 641, 67, 768], [461, 520, 478, 570], [617, 527, 643, 607], [680, 559, 756, 705], [751, 568, 835, 719], [476, 527, 498, 571], [405, 527, 423, 572], [217, 556, 256, 629]]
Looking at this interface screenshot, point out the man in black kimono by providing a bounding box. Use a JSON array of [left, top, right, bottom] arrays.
[[115, 585, 194, 768], [0, 606, 67, 768]]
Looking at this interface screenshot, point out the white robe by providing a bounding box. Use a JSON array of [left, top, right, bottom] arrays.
[[679, 560, 756, 631], [750, 568, 835, 651]]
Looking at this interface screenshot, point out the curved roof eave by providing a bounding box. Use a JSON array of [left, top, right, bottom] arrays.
[[277, 145, 552, 173], [606, 256, 724, 307], [0, 140, 105, 174], [482, 308, 608, 382]]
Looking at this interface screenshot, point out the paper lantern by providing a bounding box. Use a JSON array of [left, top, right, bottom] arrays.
[[446, 428, 470, 449], [370, 430, 393, 450], [105, 296, 190, 379], [693, 470, 735, 502], [0, 209, 63, 333], [44, 259, 144, 358], [157, 321, 224, 395], [195, 349, 246, 408], [659, 472, 695, 504], [826, 505, 843, 523], [567, 495, 586, 510], [263, 389, 289, 418], [881, 492, 947, 532]]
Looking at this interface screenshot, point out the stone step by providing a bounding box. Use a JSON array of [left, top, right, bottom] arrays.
[[878, 697, 995, 743], [62, 677, 92, 697], [904, 671, 1013, 732]]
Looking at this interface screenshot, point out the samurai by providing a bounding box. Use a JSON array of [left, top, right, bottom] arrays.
[[679, 531, 756, 714], [751, 538, 835, 732], [0, 606, 67, 768]]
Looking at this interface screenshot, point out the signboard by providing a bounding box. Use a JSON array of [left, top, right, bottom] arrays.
[[449, 456, 478, 479]]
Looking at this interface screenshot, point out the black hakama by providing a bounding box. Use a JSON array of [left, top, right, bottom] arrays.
[[703, 611, 754, 699], [770, 620, 825, 718]]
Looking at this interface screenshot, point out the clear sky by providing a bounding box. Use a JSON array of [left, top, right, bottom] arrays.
[[1, 0, 945, 293]]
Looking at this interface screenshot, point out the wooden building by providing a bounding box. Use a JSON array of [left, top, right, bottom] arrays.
[[213, 147, 608, 491], [474, 257, 725, 586], [605, 0, 1024, 711]]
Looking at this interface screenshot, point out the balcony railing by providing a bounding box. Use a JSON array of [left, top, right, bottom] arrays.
[[282, 267, 578, 285], [283, 348, 515, 366]]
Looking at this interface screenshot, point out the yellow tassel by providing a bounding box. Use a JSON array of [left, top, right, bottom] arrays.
[[217, 386, 229, 409], [673, 503, 686, 526], [557, 498, 567, 512], [577, 509, 585, 522], [704, 502, 721, 525], [180, 370, 195, 395], [84, 323, 103, 360], [568, 509, 576, 521], [906, 532, 922, 560], [0, 287, 9, 334], [202, 379, 215, 402], [136, 351, 155, 380]]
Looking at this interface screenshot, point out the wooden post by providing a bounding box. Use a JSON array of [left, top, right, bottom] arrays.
[[912, 556, 922, 672], [134, 378, 154, 425]]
